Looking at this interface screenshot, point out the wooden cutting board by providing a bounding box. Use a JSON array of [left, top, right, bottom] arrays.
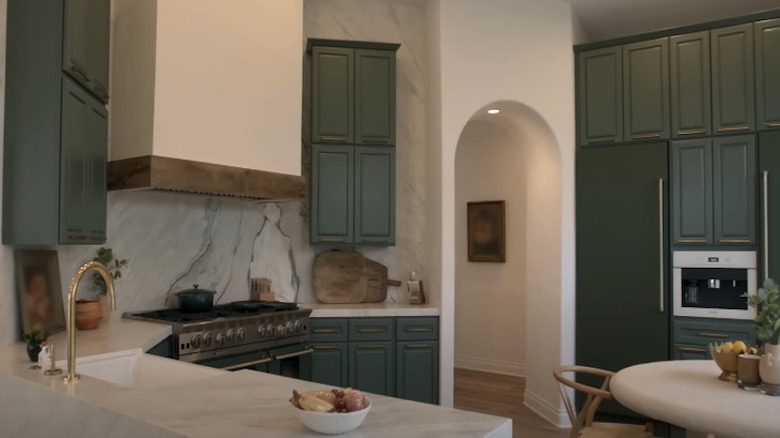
[[364, 259, 388, 303], [313, 251, 368, 304]]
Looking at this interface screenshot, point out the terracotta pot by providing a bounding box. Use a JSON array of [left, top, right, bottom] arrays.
[[75, 299, 103, 330], [759, 343, 780, 385]]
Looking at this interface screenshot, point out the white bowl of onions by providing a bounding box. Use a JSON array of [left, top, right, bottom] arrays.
[[290, 388, 371, 435]]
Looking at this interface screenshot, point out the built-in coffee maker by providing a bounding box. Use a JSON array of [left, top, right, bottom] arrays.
[[672, 251, 757, 320]]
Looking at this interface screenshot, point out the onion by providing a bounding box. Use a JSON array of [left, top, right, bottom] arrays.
[[342, 390, 366, 412]]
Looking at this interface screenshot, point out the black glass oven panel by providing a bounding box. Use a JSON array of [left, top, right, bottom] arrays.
[[680, 268, 748, 310]]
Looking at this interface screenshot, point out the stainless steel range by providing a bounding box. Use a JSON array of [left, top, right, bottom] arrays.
[[125, 302, 312, 375]]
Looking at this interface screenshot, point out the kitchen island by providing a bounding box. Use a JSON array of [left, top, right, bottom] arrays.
[[0, 319, 510, 438]]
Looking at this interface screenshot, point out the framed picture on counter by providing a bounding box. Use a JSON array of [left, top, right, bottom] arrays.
[[15, 250, 65, 337], [467, 200, 506, 263]]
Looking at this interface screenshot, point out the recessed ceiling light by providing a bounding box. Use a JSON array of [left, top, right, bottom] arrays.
[[487, 109, 500, 114]]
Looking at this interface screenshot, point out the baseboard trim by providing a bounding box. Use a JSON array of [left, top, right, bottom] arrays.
[[524, 388, 571, 428], [454, 356, 525, 377]]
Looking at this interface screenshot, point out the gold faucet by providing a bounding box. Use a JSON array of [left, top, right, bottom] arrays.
[[64, 261, 116, 383]]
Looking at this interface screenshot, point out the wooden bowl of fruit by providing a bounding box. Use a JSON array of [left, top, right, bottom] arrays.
[[290, 388, 371, 435], [709, 341, 756, 382]]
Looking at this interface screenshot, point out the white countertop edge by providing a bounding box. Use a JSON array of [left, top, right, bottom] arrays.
[[300, 303, 440, 318]]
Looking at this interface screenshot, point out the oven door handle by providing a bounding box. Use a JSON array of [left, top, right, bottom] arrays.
[[221, 356, 273, 371], [274, 348, 314, 361]]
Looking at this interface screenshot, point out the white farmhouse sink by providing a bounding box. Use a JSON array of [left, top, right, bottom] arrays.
[[57, 349, 225, 389]]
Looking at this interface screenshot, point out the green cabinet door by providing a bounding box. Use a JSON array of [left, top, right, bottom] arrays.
[[711, 24, 755, 134], [671, 139, 713, 246], [355, 147, 395, 246], [756, 18, 780, 131], [311, 46, 354, 144], [577, 46, 623, 146], [63, 0, 110, 102], [310, 145, 354, 244], [758, 131, 780, 280], [623, 38, 670, 141], [355, 49, 395, 145], [713, 135, 756, 246], [670, 31, 711, 137], [308, 343, 349, 387], [349, 342, 394, 396], [576, 142, 669, 418], [59, 76, 107, 244], [396, 341, 438, 404]]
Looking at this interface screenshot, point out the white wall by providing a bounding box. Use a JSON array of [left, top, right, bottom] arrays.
[[111, 0, 304, 177], [454, 119, 527, 377], [433, 0, 576, 422]]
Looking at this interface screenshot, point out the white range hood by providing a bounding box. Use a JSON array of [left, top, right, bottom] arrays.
[[108, 0, 304, 200]]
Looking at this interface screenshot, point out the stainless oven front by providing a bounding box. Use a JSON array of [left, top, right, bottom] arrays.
[[672, 251, 757, 320], [193, 343, 313, 378]]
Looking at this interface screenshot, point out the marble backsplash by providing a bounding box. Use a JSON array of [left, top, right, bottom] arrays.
[[56, 190, 416, 316]]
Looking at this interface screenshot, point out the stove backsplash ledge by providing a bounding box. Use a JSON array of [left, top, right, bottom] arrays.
[[56, 191, 419, 317]]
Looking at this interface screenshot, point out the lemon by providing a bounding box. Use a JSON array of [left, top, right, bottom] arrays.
[[748, 347, 759, 355], [733, 341, 747, 354], [721, 341, 734, 353]]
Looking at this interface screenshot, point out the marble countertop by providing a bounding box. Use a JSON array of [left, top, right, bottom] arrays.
[[301, 302, 440, 317], [1, 318, 507, 438]]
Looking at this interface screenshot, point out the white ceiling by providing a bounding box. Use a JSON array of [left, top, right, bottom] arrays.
[[565, 0, 780, 43]]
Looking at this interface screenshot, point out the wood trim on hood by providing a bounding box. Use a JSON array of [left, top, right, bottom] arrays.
[[107, 155, 306, 201]]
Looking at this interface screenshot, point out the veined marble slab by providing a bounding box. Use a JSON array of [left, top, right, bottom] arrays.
[[303, 302, 440, 318]]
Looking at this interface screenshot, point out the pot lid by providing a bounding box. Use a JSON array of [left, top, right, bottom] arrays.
[[176, 284, 216, 295]]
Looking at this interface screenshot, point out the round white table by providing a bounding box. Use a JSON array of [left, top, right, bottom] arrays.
[[610, 360, 780, 438]]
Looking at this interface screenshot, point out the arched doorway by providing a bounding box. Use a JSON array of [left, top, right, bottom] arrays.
[[453, 100, 567, 424]]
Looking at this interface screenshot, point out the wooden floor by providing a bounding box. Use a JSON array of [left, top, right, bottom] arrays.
[[454, 368, 570, 438]]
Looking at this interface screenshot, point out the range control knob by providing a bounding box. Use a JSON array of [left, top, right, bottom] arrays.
[[203, 333, 213, 348], [293, 320, 304, 334], [286, 321, 295, 333], [191, 334, 202, 349], [237, 328, 246, 342], [215, 333, 226, 347], [277, 324, 287, 336], [268, 325, 277, 337], [226, 329, 237, 343], [258, 325, 268, 338]]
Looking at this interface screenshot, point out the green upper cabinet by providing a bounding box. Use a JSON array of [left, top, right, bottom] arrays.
[[3, 0, 108, 246], [711, 23, 755, 134], [310, 40, 399, 146], [577, 46, 623, 146], [310, 145, 354, 245], [355, 50, 396, 145], [712, 136, 756, 246], [670, 136, 756, 247], [670, 31, 712, 138], [62, 0, 110, 102], [311, 46, 354, 144], [671, 139, 713, 245], [355, 147, 395, 245], [756, 18, 780, 131], [623, 38, 670, 141]]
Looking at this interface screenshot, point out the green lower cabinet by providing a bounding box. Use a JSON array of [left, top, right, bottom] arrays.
[[396, 341, 438, 404], [308, 344, 349, 387], [349, 342, 394, 396], [673, 317, 756, 360]]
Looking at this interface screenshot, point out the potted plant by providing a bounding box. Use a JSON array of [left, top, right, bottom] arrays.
[[23, 323, 49, 362], [745, 278, 780, 385], [75, 247, 129, 330]]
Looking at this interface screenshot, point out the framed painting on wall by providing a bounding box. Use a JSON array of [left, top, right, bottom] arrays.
[[15, 250, 65, 337], [467, 200, 506, 263]]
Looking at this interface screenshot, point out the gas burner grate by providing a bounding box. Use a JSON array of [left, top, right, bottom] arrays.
[[128, 301, 299, 323]]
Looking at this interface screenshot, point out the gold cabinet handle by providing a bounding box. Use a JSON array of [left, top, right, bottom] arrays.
[[697, 332, 728, 338], [404, 344, 432, 349], [362, 138, 389, 144], [768, 123, 780, 128], [405, 328, 432, 333], [312, 345, 339, 350], [319, 238, 346, 243], [678, 239, 708, 243], [677, 130, 706, 136], [633, 133, 662, 139], [718, 239, 752, 243], [362, 238, 387, 243], [312, 329, 340, 334], [586, 137, 615, 144], [319, 136, 347, 142], [717, 126, 749, 132], [678, 346, 708, 353], [356, 344, 385, 349], [357, 328, 385, 333]]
